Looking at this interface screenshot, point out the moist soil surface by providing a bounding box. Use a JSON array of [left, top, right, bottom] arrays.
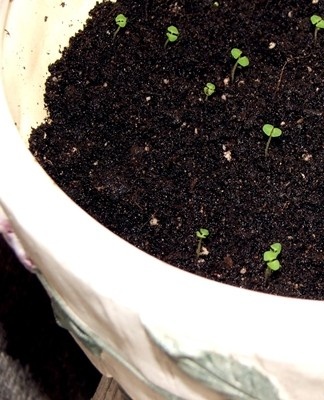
[[29, 0, 324, 300]]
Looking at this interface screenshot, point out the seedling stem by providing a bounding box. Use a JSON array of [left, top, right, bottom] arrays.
[[262, 124, 282, 157], [164, 26, 179, 48], [196, 228, 209, 258], [310, 15, 324, 43], [263, 242, 282, 281], [113, 14, 128, 40], [230, 48, 250, 82], [204, 82, 216, 100]]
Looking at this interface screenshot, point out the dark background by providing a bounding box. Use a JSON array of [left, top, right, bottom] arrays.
[[0, 235, 101, 399]]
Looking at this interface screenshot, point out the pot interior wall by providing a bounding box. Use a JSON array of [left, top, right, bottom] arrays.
[[2, 0, 98, 144]]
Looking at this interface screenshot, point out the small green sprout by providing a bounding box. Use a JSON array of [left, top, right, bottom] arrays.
[[204, 82, 216, 100], [230, 48, 250, 82], [113, 14, 128, 39], [164, 26, 179, 48], [263, 242, 282, 280], [262, 124, 282, 157], [310, 15, 324, 43], [196, 228, 209, 258]]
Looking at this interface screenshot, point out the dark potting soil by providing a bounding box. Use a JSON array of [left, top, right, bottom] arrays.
[[29, 0, 324, 300]]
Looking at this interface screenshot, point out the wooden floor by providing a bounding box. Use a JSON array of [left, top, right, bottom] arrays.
[[92, 377, 132, 400]]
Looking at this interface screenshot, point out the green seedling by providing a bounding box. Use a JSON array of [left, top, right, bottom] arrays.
[[164, 26, 179, 48], [230, 48, 250, 82], [263, 242, 282, 280], [310, 15, 324, 43], [196, 228, 209, 258], [204, 82, 216, 100], [262, 124, 282, 157], [113, 14, 128, 39]]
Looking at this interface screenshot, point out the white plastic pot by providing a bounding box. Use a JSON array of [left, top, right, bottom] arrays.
[[0, 1, 323, 399]]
